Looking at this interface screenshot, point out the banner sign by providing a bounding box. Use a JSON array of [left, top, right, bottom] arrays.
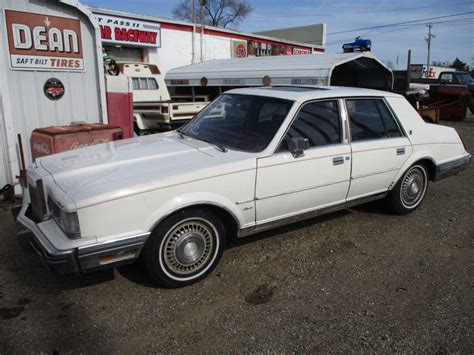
[[293, 48, 312, 55], [5, 10, 84, 71], [95, 15, 161, 48]]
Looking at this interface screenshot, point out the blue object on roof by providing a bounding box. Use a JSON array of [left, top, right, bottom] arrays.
[[342, 37, 372, 52]]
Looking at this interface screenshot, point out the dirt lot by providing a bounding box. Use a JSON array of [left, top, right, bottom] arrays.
[[1, 116, 473, 353]]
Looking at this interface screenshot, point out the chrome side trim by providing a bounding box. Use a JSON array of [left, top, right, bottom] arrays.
[[351, 167, 399, 180], [435, 153, 471, 181], [256, 179, 349, 201], [238, 192, 387, 238]]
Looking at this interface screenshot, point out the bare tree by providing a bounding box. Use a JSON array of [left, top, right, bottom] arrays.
[[172, 0, 252, 28]]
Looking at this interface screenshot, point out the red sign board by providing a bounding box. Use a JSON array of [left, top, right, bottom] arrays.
[[5, 10, 84, 71]]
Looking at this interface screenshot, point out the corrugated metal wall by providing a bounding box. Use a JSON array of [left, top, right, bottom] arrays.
[[0, 0, 103, 186], [0, 94, 6, 188]]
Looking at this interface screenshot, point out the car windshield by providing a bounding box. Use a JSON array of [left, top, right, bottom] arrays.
[[182, 94, 294, 153], [457, 73, 473, 84]]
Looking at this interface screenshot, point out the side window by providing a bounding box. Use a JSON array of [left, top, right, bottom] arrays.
[[279, 100, 341, 151], [346, 98, 402, 141], [376, 100, 403, 138]]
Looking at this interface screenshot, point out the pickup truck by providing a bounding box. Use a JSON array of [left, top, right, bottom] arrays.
[[117, 62, 209, 134], [432, 71, 474, 112]]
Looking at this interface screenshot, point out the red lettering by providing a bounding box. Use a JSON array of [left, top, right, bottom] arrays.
[[149, 32, 157, 44], [74, 59, 80, 68], [50, 58, 57, 66], [114, 27, 122, 41], [120, 28, 128, 41], [139, 31, 147, 43], [100, 25, 112, 40], [60, 59, 68, 67]]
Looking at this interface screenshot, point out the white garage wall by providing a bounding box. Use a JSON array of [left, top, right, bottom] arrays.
[[148, 28, 233, 75], [0, 0, 103, 186]]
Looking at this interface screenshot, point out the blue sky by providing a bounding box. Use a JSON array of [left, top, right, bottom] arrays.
[[82, 0, 474, 69]]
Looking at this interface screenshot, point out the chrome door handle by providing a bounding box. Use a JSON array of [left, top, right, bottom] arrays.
[[397, 147, 405, 155], [333, 156, 344, 166]]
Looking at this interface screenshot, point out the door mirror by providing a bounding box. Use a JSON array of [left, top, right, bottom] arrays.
[[288, 137, 309, 158]]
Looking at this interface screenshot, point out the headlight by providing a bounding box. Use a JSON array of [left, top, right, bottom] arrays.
[[48, 197, 81, 239]]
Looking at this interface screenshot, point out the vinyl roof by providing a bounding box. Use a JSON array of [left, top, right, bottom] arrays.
[[224, 86, 401, 102]]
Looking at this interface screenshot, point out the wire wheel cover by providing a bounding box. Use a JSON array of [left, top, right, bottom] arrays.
[[163, 219, 215, 275], [401, 167, 426, 207]]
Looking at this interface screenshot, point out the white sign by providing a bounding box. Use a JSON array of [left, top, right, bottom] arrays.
[[5, 10, 84, 71], [95, 15, 161, 48]]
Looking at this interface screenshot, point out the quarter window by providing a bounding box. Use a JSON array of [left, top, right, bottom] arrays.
[[280, 100, 341, 151], [346, 99, 402, 141]]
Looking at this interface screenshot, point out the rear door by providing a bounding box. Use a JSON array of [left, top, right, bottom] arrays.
[[345, 98, 412, 200]]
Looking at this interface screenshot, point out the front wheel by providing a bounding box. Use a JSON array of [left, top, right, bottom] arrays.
[[387, 164, 429, 214], [143, 209, 225, 288]]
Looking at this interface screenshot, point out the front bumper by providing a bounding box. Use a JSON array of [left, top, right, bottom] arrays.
[[17, 200, 150, 275], [434, 153, 471, 181]]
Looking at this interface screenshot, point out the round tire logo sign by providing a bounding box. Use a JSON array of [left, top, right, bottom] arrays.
[[44, 78, 65, 100], [235, 43, 247, 58]]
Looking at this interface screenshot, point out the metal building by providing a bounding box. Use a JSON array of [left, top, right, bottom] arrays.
[[0, 0, 106, 190]]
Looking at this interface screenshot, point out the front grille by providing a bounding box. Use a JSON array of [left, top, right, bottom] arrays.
[[29, 180, 47, 221]]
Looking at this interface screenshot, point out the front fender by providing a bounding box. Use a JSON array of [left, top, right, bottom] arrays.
[[143, 192, 247, 233]]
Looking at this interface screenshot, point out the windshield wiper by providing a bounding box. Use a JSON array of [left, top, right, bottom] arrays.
[[194, 136, 228, 153], [176, 129, 186, 139]]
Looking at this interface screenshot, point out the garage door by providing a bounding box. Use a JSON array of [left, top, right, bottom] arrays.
[[104, 46, 144, 62]]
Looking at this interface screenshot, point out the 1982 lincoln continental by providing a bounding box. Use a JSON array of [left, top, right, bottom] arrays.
[[18, 87, 471, 287]]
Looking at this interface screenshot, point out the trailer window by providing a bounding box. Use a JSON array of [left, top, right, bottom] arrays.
[[131, 78, 159, 90]]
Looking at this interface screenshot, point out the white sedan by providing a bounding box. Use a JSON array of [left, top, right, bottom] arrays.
[[18, 87, 471, 287]]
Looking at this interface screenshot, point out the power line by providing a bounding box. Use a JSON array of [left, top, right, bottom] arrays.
[[325, 17, 474, 45], [327, 11, 474, 35], [247, 1, 473, 19]]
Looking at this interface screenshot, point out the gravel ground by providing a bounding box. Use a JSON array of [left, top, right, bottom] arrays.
[[1, 115, 473, 353]]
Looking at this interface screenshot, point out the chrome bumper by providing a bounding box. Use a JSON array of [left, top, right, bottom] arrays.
[[435, 153, 471, 181], [17, 200, 149, 275]]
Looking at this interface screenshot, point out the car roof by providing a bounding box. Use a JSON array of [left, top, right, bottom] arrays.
[[225, 86, 402, 102]]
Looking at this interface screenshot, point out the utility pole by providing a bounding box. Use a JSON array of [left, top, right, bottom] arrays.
[[425, 24, 435, 78], [191, 0, 196, 63], [200, 0, 204, 62]]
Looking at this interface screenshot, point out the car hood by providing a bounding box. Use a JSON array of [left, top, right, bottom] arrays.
[[38, 132, 256, 210]]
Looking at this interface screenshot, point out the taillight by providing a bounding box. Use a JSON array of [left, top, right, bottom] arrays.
[[161, 106, 169, 114]]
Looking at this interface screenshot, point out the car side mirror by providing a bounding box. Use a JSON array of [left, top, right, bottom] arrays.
[[288, 137, 309, 158]]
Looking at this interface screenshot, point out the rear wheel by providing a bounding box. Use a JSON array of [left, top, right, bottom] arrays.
[[143, 209, 225, 288], [387, 164, 429, 214]]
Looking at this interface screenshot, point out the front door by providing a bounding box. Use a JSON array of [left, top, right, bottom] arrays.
[[256, 99, 351, 225]]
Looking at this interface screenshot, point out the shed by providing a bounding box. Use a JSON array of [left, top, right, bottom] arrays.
[[165, 52, 393, 92], [0, 0, 107, 191]]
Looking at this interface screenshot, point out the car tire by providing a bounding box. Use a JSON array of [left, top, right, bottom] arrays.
[[143, 209, 225, 288], [387, 164, 429, 214]]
